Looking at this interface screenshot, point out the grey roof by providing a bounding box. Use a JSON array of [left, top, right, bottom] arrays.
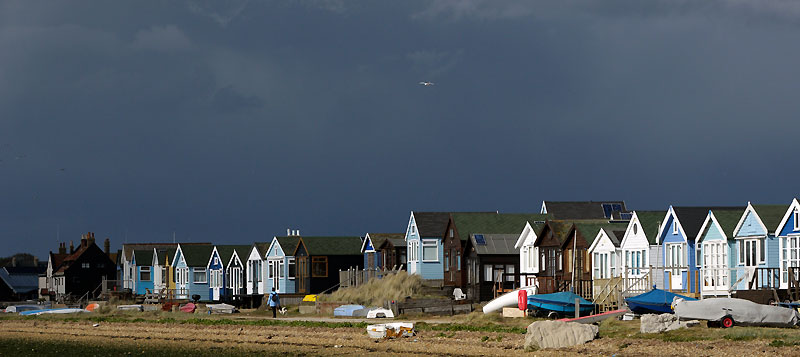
[[469, 234, 519, 255], [600, 228, 624, 247], [0, 267, 39, 294], [542, 201, 627, 220]]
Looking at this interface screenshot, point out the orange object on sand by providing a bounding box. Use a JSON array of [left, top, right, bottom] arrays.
[[85, 303, 100, 312]]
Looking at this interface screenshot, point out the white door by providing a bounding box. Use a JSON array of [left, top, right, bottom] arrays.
[[703, 242, 728, 294], [666, 244, 684, 289], [176, 267, 189, 298], [232, 267, 241, 296], [268, 260, 280, 292]]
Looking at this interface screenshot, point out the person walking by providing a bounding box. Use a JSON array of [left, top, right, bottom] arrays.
[[268, 288, 280, 318]]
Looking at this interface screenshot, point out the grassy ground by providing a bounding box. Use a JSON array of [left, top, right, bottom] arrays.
[[0, 336, 276, 357]]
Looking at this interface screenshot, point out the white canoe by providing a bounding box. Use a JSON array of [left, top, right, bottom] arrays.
[[482, 287, 536, 314], [20, 308, 89, 316]]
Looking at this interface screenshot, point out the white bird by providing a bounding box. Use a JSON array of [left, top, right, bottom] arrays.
[[419, 81, 434, 86]]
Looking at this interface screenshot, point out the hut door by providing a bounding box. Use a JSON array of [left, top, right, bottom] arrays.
[[297, 257, 308, 293]]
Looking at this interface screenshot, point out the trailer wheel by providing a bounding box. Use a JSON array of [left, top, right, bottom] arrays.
[[721, 316, 734, 328]]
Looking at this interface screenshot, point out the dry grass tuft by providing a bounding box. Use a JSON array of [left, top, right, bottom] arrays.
[[319, 271, 424, 306]]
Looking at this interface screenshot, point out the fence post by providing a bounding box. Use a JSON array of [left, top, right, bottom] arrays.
[[574, 297, 580, 318]]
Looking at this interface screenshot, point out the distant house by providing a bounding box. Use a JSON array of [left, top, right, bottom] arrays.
[[540, 201, 629, 220], [773, 199, 800, 290], [514, 221, 548, 287], [292, 236, 362, 294], [121, 243, 183, 293], [245, 242, 270, 297], [0, 266, 43, 301], [442, 212, 547, 297], [587, 228, 624, 281], [131, 249, 155, 295], [405, 212, 450, 282], [225, 246, 250, 300], [264, 236, 301, 294], [375, 235, 407, 271], [43, 245, 70, 299], [51, 232, 116, 301], [562, 222, 628, 299], [656, 206, 742, 293], [152, 247, 177, 295], [695, 208, 746, 296], [361, 233, 405, 271], [172, 244, 214, 301], [618, 211, 664, 284], [464, 233, 521, 301], [534, 220, 573, 294]]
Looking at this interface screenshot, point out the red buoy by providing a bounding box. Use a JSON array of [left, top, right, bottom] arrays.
[[518, 289, 527, 310]]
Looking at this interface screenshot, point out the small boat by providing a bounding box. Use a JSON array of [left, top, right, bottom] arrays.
[[117, 304, 144, 312], [527, 292, 593, 318], [333, 304, 366, 317], [625, 289, 696, 315], [20, 308, 89, 316], [180, 303, 196, 313], [482, 286, 537, 314], [207, 303, 237, 314], [4, 305, 44, 313], [366, 308, 394, 319]]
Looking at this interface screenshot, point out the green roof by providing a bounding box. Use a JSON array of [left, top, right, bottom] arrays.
[[214, 245, 252, 265], [711, 208, 746, 238], [179, 244, 215, 267], [546, 220, 576, 245], [299, 236, 362, 256], [752, 204, 789, 233], [274, 236, 301, 256], [452, 213, 549, 241], [574, 221, 629, 245], [133, 249, 154, 266], [252, 242, 270, 257], [634, 211, 666, 244]]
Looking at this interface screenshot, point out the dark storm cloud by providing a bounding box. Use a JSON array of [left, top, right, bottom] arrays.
[[1, 1, 799, 257]]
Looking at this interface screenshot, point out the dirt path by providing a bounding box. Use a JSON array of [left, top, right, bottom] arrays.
[[1, 319, 798, 356]]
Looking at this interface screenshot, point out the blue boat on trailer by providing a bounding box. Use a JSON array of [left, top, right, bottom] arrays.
[[625, 288, 697, 314], [527, 292, 594, 318]]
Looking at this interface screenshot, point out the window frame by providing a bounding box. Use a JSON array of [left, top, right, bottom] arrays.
[[193, 268, 208, 284], [140, 266, 151, 281], [421, 239, 439, 262], [288, 257, 296, 279], [311, 256, 328, 278]]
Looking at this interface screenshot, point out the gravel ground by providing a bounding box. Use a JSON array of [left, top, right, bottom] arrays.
[[1, 319, 798, 356]]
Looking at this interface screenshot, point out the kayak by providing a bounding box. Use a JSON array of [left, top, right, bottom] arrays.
[[527, 292, 593, 318]]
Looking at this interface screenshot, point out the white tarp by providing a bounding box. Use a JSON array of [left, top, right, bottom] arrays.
[[673, 297, 800, 327]]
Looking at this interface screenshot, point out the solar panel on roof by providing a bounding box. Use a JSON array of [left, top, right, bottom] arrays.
[[474, 234, 486, 245], [602, 204, 613, 218], [612, 204, 623, 212], [620, 213, 632, 220]]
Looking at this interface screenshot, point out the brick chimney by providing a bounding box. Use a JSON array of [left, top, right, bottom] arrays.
[[69, 241, 74, 254], [104, 238, 110, 255], [58, 242, 66, 255], [87, 231, 95, 245]]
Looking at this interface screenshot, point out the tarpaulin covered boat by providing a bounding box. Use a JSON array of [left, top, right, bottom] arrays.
[[527, 292, 593, 318], [625, 289, 697, 314], [674, 297, 800, 328]]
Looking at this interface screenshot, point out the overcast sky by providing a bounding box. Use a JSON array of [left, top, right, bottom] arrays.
[[2, 0, 800, 257]]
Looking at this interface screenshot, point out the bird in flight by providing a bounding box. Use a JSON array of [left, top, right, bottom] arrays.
[[419, 81, 434, 86]]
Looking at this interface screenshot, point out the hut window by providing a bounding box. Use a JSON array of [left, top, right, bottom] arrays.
[[483, 264, 493, 282], [795, 209, 800, 230], [457, 256, 461, 271], [140, 267, 151, 281], [288, 258, 296, 279], [505, 265, 514, 282], [312, 257, 328, 277], [422, 239, 438, 262], [633, 223, 638, 235], [449, 229, 454, 238], [193, 268, 207, 283]]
